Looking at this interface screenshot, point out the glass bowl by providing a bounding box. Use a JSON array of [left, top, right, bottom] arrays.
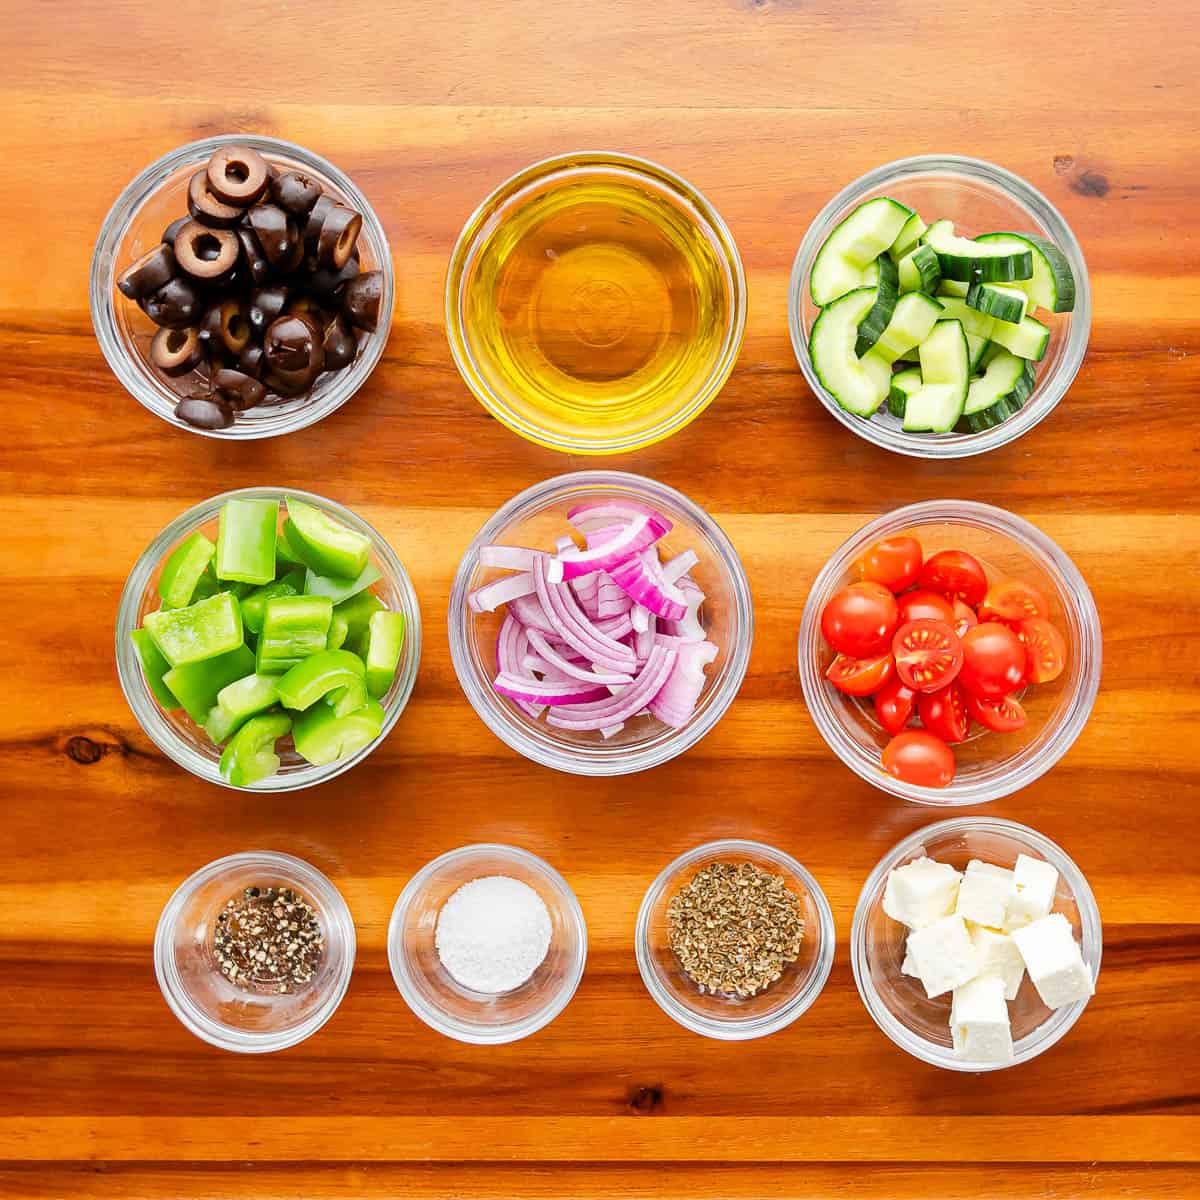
[[388, 844, 587, 1044], [635, 840, 835, 1040], [115, 487, 421, 791], [788, 155, 1090, 458], [154, 851, 356, 1053], [852, 817, 1101, 1071], [445, 151, 746, 455], [448, 470, 753, 775], [91, 134, 393, 440], [798, 499, 1101, 805]]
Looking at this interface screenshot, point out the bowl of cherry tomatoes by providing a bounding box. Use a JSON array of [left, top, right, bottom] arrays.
[[798, 500, 1101, 805]]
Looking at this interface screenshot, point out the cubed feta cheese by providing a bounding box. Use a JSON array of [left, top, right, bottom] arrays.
[[954, 860, 1015, 929], [901, 952, 918, 978], [968, 923, 1026, 1001], [950, 974, 1014, 1063], [905, 914, 979, 999], [1011, 912, 1094, 1009], [1003, 853, 1059, 932], [882, 857, 962, 930]]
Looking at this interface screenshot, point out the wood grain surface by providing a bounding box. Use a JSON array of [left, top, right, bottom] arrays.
[[1, 1, 1198, 1197]]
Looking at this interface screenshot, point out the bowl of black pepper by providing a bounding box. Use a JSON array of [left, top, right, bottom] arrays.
[[91, 135, 392, 438], [635, 839, 836, 1040], [153, 851, 356, 1053]]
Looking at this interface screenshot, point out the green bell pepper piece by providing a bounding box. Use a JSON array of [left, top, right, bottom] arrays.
[[216, 498, 278, 586], [220, 712, 293, 787], [143, 591, 244, 667], [241, 569, 306, 635], [191, 565, 222, 602], [334, 591, 385, 643], [163, 644, 256, 724], [293, 698, 384, 766], [303, 561, 382, 606], [256, 594, 333, 673], [361, 610, 406, 698], [157, 532, 216, 609], [129, 628, 179, 709], [274, 522, 307, 572], [284, 497, 371, 580], [276, 649, 366, 712], [203, 672, 281, 743], [326, 610, 350, 650]]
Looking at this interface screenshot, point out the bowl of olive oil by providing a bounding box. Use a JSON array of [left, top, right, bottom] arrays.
[[446, 152, 746, 455]]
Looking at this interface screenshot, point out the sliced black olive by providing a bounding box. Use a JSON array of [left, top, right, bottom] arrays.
[[117, 243, 176, 300], [265, 363, 318, 396], [150, 326, 202, 376], [237, 343, 266, 378], [264, 314, 324, 376], [200, 299, 253, 355], [173, 221, 240, 280], [161, 216, 191, 249], [322, 315, 357, 371], [286, 295, 329, 329], [342, 270, 383, 332], [247, 284, 289, 336], [143, 276, 202, 328], [212, 367, 267, 411], [206, 145, 270, 206], [187, 169, 243, 228], [278, 235, 306, 274], [246, 203, 297, 266], [271, 170, 322, 216], [175, 396, 234, 430], [303, 194, 336, 246], [310, 256, 359, 302], [236, 227, 272, 286], [317, 205, 363, 269]]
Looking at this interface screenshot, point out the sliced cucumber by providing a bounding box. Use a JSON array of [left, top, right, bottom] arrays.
[[937, 279, 970, 298], [980, 341, 1006, 368], [934, 295, 996, 341], [897, 243, 941, 294], [989, 313, 1051, 361], [870, 292, 943, 364], [854, 255, 900, 356], [888, 367, 923, 419], [925, 219, 1033, 283], [811, 197, 914, 305], [904, 319, 969, 432], [976, 232, 1076, 313], [808, 287, 891, 417], [964, 349, 1033, 416], [861, 259, 880, 285], [967, 335, 991, 372], [889, 211, 928, 261], [967, 281, 1028, 324]]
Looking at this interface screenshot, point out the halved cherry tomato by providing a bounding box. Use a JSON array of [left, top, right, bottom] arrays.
[[979, 578, 1050, 624], [820, 582, 899, 658], [1017, 616, 1068, 684], [892, 619, 963, 693], [917, 681, 970, 744], [952, 598, 978, 640], [826, 651, 893, 696], [873, 674, 916, 735], [897, 589, 956, 626], [958, 621, 1026, 697], [882, 730, 956, 788], [857, 535, 923, 594], [919, 549, 988, 607], [965, 689, 1027, 733]]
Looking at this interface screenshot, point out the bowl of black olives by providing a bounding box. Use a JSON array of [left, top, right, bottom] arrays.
[[91, 135, 392, 437]]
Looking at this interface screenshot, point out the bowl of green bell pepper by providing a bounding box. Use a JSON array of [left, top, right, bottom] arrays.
[[117, 487, 421, 790]]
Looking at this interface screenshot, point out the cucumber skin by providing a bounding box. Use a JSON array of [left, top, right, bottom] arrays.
[[935, 248, 1034, 283], [966, 281, 1027, 324], [960, 361, 1037, 432], [808, 287, 890, 417], [854, 254, 900, 357], [976, 231, 1077, 313]]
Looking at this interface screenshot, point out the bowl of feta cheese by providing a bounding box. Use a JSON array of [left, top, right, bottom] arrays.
[[851, 817, 1101, 1071]]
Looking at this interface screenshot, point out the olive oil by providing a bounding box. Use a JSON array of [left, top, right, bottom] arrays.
[[459, 169, 738, 451]]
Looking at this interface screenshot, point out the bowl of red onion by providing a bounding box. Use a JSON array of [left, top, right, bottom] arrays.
[[448, 471, 753, 775]]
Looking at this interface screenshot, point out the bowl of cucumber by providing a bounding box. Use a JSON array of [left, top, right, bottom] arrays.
[[789, 155, 1090, 458]]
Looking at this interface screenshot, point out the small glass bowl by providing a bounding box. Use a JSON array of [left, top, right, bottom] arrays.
[[448, 471, 753, 775], [154, 851, 356, 1053], [852, 817, 1101, 1072], [788, 155, 1090, 458], [115, 487, 421, 791], [388, 844, 587, 1044], [635, 840, 835, 1041], [445, 151, 746, 455], [91, 134, 393, 440], [798, 499, 1101, 806]]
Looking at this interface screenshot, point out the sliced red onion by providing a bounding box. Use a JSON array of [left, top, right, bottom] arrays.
[[553, 513, 670, 581], [469, 571, 536, 613], [566, 499, 667, 532], [596, 573, 633, 619], [600, 722, 624, 739], [570, 572, 601, 619], [594, 613, 634, 641], [479, 545, 564, 582], [584, 524, 628, 548], [533, 555, 637, 673], [526, 627, 634, 685], [609, 551, 687, 621], [495, 616, 544, 718], [554, 535, 576, 554], [494, 673, 610, 705], [649, 640, 718, 728], [662, 549, 698, 585], [635, 612, 657, 661], [507, 592, 557, 633], [652, 631, 705, 648], [630, 604, 651, 633], [546, 645, 678, 731], [668, 578, 705, 640]]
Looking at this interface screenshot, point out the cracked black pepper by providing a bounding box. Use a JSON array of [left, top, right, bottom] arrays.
[[666, 861, 805, 997], [213, 885, 324, 994]]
